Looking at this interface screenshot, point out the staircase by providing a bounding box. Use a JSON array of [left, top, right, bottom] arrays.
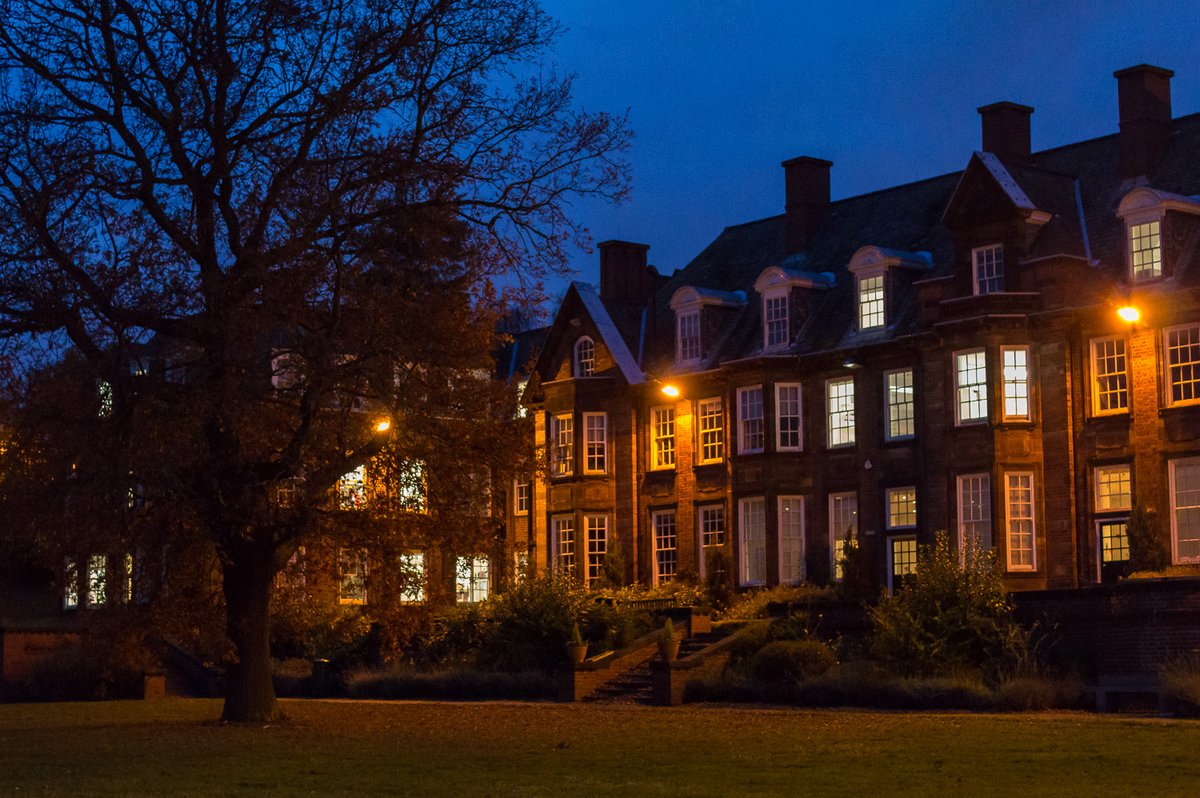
[[583, 628, 727, 704]]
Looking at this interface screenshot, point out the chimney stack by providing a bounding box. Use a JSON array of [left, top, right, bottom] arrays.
[[598, 240, 656, 306], [978, 102, 1033, 163], [1115, 64, 1174, 179], [782, 156, 832, 253]]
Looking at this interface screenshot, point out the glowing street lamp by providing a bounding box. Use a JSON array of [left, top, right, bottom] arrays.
[[1117, 305, 1141, 324], [374, 419, 392, 433], [660, 384, 681, 399]]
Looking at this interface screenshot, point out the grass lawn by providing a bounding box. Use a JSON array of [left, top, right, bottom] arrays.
[[0, 699, 1198, 796]]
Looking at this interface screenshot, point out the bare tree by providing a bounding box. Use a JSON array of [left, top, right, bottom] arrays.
[[0, 0, 629, 721]]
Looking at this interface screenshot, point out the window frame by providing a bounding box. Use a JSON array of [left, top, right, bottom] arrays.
[[677, 310, 702, 365], [762, 291, 790, 351], [737, 385, 765, 455], [1164, 323, 1200, 408], [551, 515, 576, 576], [549, 413, 575, 477], [1128, 218, 1163, 282], [775, 383, 803, 452], [1000, 345, 1032, 422], [828, 492, 858, 581], [338, 547, 369, 605], [884, 368, 915, 441], [972, 244, 1005, 295], [398, 552, 425, 603], [697, 503, 726, 580], [1094, 463, 1133, 513], [956, 473, 993, 553], [582, 411, 608, 475], [954, 347, 989, 426], [885, 486, 918, 530], [585, 514, 608, 586], [513, 478, 531, 516], [1090, 335, 1129, 416], [697, 397, 725, 464], [573, 336, 595, 377], [650, 405, 676, 470], [1004, 472, 1038, 572], [778, 495, 806, 585], [1097, 519, 1131, 566], [652, 509, 678, 586], [888, 535, 918, 591], [826, 376, 856, 449], [857, 272, 886, 331], [1169, 457, 1200, 565], [738, 497, 767, 587], [455, 556, 490, 604]]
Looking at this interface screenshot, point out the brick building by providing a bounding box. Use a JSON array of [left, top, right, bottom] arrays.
[[507, 64, 1200, 594]]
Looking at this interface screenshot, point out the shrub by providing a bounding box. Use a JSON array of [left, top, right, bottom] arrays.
[[271, 598, 372, 666], [346, 668, 555, 700], [869, 531, 1028, 683], [837, 534, 877, 604], [1127, 504, 1170, 573], [272, 658, 313, 698], [994, 675, 1084, 711], [1160, 656, 1200, 716], [723, 584, 835, 621], [475, 572, 591, 671], [749, 640, 837, 683]]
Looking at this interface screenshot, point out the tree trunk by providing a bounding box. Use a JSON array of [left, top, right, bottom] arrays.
[[221, 554, 281, 723]]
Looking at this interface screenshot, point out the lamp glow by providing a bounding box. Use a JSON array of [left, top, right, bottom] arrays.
[[374, 419, 392, 433], [660, 384, 680, 398], [1117, 306, 1140, 323]]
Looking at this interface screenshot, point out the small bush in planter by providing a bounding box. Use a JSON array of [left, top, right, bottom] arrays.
[[749, 640, 837, 684]]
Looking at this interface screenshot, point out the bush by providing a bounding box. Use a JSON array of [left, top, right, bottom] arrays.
[[347, 668, 555, 700], [870, 531, 1028, 683], [1160, 656, 1200, 716], [1127, 505, 1170, 573], [723, 584, 835, 621], [837, 535, 877, 604], [271, 598, 372, 666], [993, 675, 1084, 711], [749, 640, 837, 683], [469, 572, 591, 671], [272, 658, 313, 698]]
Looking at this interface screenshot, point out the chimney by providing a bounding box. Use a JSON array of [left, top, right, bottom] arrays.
[[598, 240, 655, 305], [978, 102, 1033, 163], [782, 156, 832, 253], [1115, 64, 1174, 179]]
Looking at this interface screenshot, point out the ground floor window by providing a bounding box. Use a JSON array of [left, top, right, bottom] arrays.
[[1098, 520, 1130, 564], [87, 554, 107, 608], [889, 536, 918, 591], [739, 497, 766, 586], [338, 548, 369, 604], [552, 516, 576, 576], [698, 504, 725, 578], [398, 552, 425, 603], [778, 496, 805, 585], [63, 557, 79, 610], [957, 473, 992, 552], [1005, 473, 1036, 571], [455, 556, 490, 603], [1171, 457, 1200, 563], [829, 492, 858, 580], [586, 515, 608, 585], [653, 510, 677, 585]]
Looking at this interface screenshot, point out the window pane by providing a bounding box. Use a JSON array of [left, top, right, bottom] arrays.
[[886, 487, 917, 529], [827, 378, 856, 447], [858, 275, 885, 329], [739, 387, 764, 453], [654, 511, 677, 585], [551, 415, 574, 476], [776, 384, 802, 450], [892, 537, 918, 578], [1166, 325, 1200, 405], [455, 556, 489, 603], [1095, 464, 1132, 512], [1172, 459, 1200, 562], [886, 369, 915, 439], [765, 295, 789, 348], [779, 497, 805, 584], [957, 474, 993, 551], [399, 553, 425, 603], [652, 407, 676, 468], [552, 516, 576, 576], [678, 312, 701, 362], [973, 245, 1005, 294], [739, 498, 766, 586], [1002, 347, 1030, 420], [584, 413, 607, 473], [699, 399, 724, 463], [1092, 337, 1128, 413], [956, 350, 988, 423], [700, 505, 726, 547], [1099, 520, 1130, 564], [574, 338, 595, 377], [586, 515, 608, 585], [1006, 473, 1036, 570], [829, 493, 858, 580], [1130, 220, 1162, 281]]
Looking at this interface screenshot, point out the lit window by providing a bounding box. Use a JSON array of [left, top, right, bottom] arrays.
[[955, 349, 988, 424], [585, 515, 608, 585], [1170, 457, 1200, 563], [98, 381, 114, 418], [886, 487, 917, 529], [957, 474, 992, 551], [778, 496, 805, 585], [514, 478, 531, 515], [698, 398, 724, 464], [513, 551, 529, 582], [270, 352, 300, 390], [678, 311, 701, 363], [397, 461, 426, 512], [775, 383, 803, 451], [583, 412, 607, 474], [1005, 473, 1036, 571], [1001, 346, 1031, 421], [398, 552, 425, 603], [1095, 464, 1132, 512], [515, 379, 529, 419], [829, 492, 858, 581], [826, 377, 855, 448], [763, 293, 789, 349], [1130, 220, 1162, 281], [700, 504, 725, 548], [1165, 324, 1200, 406], [338, 465, 367, 509], [338, 548, 368, 604], [552, 516, 576, 575], [550, 414, 574, 476], [653, 510, 677, 585], [973, 244, 1004, 294], [738, 386, 764, 454], [1091, 337, 1129, 415], [890, 536, 918, 588], [739, 497, 766, 586], [885, 369, 915, 440], [858, 274, 885, 330], [87, 555, 107, 607], [455, 557, 490, 603], [651, 407, 676, 469], [1099, 520, 1130, 564], [63, 557, 79, 610], [574, 337, 595, 377]]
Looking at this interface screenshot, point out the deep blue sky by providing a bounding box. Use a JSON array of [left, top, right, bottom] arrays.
[[538, 0, 1200, 298]]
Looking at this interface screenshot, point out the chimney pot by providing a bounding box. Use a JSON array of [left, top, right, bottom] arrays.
[[1115, 64, 1174, 179], [598, 240, 655, 306], [782, 156, 832, 254], [977, 101, 1034, 163]]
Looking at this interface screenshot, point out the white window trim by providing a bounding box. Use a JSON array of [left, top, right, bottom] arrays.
[[650, 405, 676, 471], [971, 244, 1005, 295], [777, 495, 806, 586], [676, 309, 702, 366], [1096, 518, 1131, 573], [761, 289, 790, 352], [1094, 463, 1133, 513], [582, 412, 607, 475], [652, 509, 678, 587], [956, 473, 992, 554], [738, 497, 767, 587], [1170, 457, 1200, 565], [573, 336, 595, 378], [856, 270, 886, 332], [885, 486, 918, 530], [697, 397, 725, 465], [887, 535, 918, 592], [883, 368, 915, 442], [550, 413, 574, 477], [953, 347, 989, 426], [825, 376, 856, 449], [1000, 345, 1032, 422], [775, 382, 803, 452], [1090, 335, 1129, 417], [828, 492, 858, 582], [584, 514, 608, 587], [1164, 323, 1200, 408], [513, 478, 530, 516], [697, 503, 726, 581], [398, 552, 425, 604], [1124, 214, 1164, 283], [737, 385, 765, 455], [1004, 471, 1038, 572], [551, 515, 576, 576]]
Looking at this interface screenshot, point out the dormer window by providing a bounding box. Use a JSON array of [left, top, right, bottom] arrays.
[[857, 274, 885, 330], [972, 245, 1004, 294], [573, 337, 595, 377], [1130, 221, 1162, 281], [763, 292, 789, 350], [677, 311, 701, 364]]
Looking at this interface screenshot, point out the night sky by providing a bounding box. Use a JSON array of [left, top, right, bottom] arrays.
[[538, 0, 1200, 300]]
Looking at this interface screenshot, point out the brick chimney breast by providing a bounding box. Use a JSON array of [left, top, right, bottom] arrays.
[[1115, 64, 1174, 179], [598, 240, 654, 306], [978, 101, 1034, 163], [782, 156, 832, 254]]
